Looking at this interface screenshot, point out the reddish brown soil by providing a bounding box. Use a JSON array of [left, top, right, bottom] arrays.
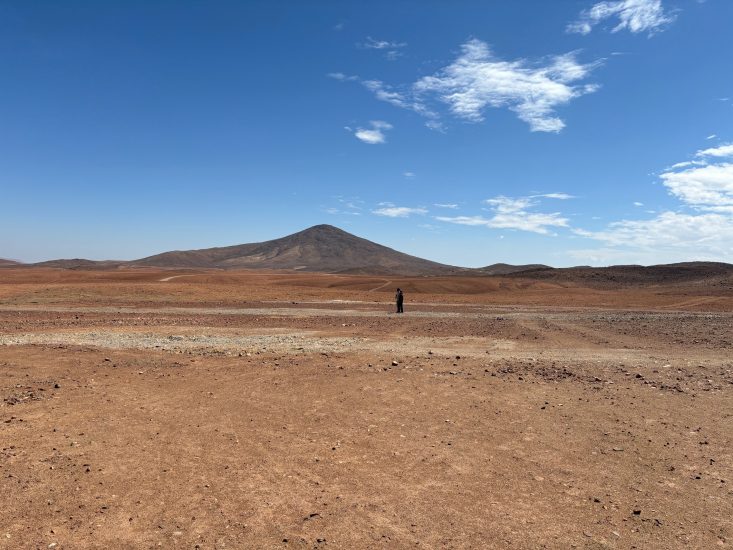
[[1, 269, 731, 549]]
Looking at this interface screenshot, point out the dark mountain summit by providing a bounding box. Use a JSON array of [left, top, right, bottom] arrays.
[[132, 224, 462, 275]]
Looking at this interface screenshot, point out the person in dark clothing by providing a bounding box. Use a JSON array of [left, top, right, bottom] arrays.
[[395, 288, 404, 313]]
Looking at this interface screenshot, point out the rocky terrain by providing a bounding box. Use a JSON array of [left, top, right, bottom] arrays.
[[0, 268, 731, 548]]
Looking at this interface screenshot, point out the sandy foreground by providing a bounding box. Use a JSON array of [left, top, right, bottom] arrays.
[[0, 269, 731, 549]]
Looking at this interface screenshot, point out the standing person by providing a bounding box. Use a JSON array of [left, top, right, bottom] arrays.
[[395, 288, 404, 314]]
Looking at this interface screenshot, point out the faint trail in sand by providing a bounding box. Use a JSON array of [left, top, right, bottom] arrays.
[[159, 275, 195, 282], [368, 280, 392, 292]]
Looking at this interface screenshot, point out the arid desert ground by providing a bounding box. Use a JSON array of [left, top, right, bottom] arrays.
[[1, 268, 731, 549]]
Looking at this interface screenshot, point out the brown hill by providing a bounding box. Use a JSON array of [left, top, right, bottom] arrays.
[[132, 224, 463, 275], [508, 262, 733, 288], [0, 259, 22, 267]]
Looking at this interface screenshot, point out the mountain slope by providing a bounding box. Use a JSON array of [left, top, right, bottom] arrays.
[[132, 224, 462, 275]]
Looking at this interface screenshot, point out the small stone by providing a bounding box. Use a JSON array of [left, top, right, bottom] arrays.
[[612, 447, 624, 452], [391, 360, 398, 366]]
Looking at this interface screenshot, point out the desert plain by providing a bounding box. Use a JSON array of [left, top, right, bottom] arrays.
[[0, 267, 731, 549]]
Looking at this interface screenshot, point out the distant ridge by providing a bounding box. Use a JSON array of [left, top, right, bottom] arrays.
[[476, 263, 549, 275], [131, 224, 464, 276], [506, 262, 733, 286], [32, 259, 120, 269], [13, 225, 733, 283], [0, 258, 22, 267]]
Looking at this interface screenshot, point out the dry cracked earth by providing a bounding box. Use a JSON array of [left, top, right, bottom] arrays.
[[0, 269, 731, 549]]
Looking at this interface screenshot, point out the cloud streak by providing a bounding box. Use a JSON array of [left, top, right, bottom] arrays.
[[437, 194, 570, 234], [330, 39, 601, 133], [372, 205, 428, 218], [567, 0, 675, 36], [359, 36, 407, 61]]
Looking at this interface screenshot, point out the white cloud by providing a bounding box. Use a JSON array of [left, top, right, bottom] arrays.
[[327, 72, 359, 82], [352, 120, 393, 144], [695, 143, 733, 158], [660, 162, 733, 212], [360, 37, 406, 50], [668, 160, 706, 170], [412, 39, 601, 132], [567, 0, 675, 36], [403, 171, 416, 178], [437, 194, 569, 234], [436, 215, 493, 227], [706, 134, 717, 140], [574, 142, 733, 263], [434, 203, 459, 209], [533, 192, 575, 200], [331, 39, 600, 133], [633, 201, 644, 206], [361, 79, 437, 118], [573, 212, 733, 261], [372, 206, 428, 218]]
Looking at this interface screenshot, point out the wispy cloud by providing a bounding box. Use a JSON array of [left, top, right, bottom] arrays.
[[330, 38, 601, 133], [434, 203, 459, 209], [360, 36, 406, 50], [660, 162, 733, 213], [574, 142, 733, 262], [706, 134, 717, 140], [372, 205, 428, 218], [327, 72, 359, 82], [437, 194, 570, 234], [358, 36, 407, 61], [567, 0, 675, 36], [695, 143, 733, 158], [633, 201, 644, 206], [403, 171, 416, 179], [351, 120, 393, 144], [573, 212, 733, 261], [323, 197, 364, 216], [413, 39, 601, 133], [532, 193, 575, 200]]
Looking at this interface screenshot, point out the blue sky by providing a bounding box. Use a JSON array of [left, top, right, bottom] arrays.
[[2, 0, 732, 266]]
